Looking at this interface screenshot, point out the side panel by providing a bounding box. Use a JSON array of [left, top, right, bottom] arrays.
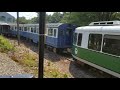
[[28, 32, 39, 43], [58, 24, 77, 48], [46, 36, 58, 48], [72, 45, 120, 74], [57, 29, 64, 48]]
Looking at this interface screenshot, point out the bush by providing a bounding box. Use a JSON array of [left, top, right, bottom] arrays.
[[0, 35, 14, 53]]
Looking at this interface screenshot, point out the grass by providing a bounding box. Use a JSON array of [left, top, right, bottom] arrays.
[[0, 36, 70, 78], [44, 61, 70, 78], [44, 67, 69, 78], [11, 49, 70, 78], [10, 48, 38, 77], [0, 35, 14, 53], [11, 49, 38, 67]]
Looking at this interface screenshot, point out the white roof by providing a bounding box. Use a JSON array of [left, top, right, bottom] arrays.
[[46, 23, 63, 27], [89, 20, 120, 26], [9, 23, 63, 28], [75, 25, 120, 33], [0, 22, 9, 25]]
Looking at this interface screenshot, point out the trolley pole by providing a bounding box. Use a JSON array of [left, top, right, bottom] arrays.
[[38, 12, 46, 78], [17, 12, 20, 45]]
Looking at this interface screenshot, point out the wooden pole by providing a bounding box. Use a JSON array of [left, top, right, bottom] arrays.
[[38, 12, 46, 78], [17, 12, 20, 45]]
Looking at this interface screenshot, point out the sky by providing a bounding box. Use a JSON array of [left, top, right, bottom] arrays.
[[7, 12, 54, 19]]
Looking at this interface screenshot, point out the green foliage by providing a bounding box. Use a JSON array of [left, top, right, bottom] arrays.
[[61, 12, 97, 26], [28, 17, 39, 24], [16, 17, 29, 24], [21, 52, 37, 67], [11, 50, 37, 67], [15, 12, 39, 24], [51, 71, 58, 77], [0, 35, 14, 53], [46, 12, 64, 23], [61, 12, 119, 26], [63, 74, 68, 78], [16, 12, 120, 26]]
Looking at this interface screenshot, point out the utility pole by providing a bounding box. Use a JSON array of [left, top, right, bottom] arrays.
[[38, 12, 46, 78], [17, 12, 20, 45]]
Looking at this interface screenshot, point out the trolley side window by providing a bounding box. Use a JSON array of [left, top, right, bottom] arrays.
[[77, 33, 82, 46], [73, 33, 77, 45], [88, 34, 102, 51], [102, 35, 120, 56]]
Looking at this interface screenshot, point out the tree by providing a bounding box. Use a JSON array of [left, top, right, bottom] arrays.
[[28, 17, 38, 24], [61, 12, 118, 26], [36, 12, 64, 23], [61, 12, 97, 26], [94, 12, 115, 21], [46, 12, 64, 23], [16, 16, 28, 24]]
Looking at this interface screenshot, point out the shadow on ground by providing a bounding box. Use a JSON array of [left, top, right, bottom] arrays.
[[69, 61, 116, 78]]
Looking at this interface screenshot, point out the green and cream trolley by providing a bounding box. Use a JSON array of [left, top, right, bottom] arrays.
[[72, 21, 120, 78]]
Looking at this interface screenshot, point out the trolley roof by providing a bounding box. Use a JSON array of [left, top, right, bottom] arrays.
[[76, 21, 120, 33], [89, 20, 120, 26]]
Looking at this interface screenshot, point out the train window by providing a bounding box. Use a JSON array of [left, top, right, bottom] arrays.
[[15, 27, 17, 30], [26, 27, 28, 31], [88, 34, 102, 51], [37, 28, 39, 33], [24, 27, 27, 31], [34, 29, 36, 33], [102, 35, 120, 56], [73, 33, 77, 45], [34, 27, 37, 33], [21, 27, 22, 31], [10, 27, 13, 30], [53, 29, 56, 37], [48, 28, 53, 36], [77, 33, 82, 46], [31, 27, 33, 32], [22, 27, 24, 31], [28, 27, 30, 32], [19, 27, 21, 31], [66, 29, 72, 36]]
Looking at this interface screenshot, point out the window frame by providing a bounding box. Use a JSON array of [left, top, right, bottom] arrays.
[[24, 27, 27, 32], [102, 34, 120, 57], [73, 33, 78, 46], [88, 33, 102, 51], [47, 28, 58, 38], [77, 33, 82, 46]]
